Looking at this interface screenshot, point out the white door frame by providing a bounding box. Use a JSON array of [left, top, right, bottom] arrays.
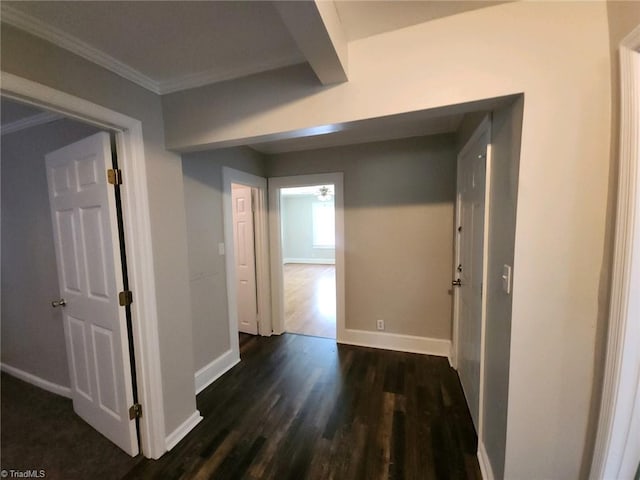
[[0, 72, 166, 459], [268, 173, 345, 340], [590, 25, 640, 480], [222, 168, 271, 350]]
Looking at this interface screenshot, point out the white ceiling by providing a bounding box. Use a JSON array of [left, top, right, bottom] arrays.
[[1, 1, 507, 95]]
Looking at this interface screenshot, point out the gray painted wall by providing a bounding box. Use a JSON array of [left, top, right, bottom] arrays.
[[2, 24, 197, 435], [482, 98, 522, 480], [181, 147, 265, 371], [1, 118, 101, 388], [267, 135, 457, 339], [455, 100, 523, 480], [281, 194, 335, 262]]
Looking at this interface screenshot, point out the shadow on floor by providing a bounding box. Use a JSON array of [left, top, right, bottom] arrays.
[[0, 372, 142, 479]]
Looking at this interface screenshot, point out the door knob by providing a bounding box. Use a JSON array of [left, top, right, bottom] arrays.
[[51, 299, 66, 308], [452, 279, 462, 287]]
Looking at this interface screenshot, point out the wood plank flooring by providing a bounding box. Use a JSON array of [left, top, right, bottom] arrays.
[[124, 333, 480, 480], [284, 263, 336, 339]]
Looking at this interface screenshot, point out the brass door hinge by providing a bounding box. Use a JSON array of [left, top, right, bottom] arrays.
[[129, 403, 142, 419], [107, 168, 122, 185], [119, 290, 133, 306]]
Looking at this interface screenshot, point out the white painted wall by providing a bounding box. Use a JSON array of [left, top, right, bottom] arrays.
[[163, 3, 613, 476], [1, 118, 100, 389], [1, 24, 197, 436]]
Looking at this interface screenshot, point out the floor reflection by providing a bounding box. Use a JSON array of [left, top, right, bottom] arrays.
[[284, 263, 336, 339]]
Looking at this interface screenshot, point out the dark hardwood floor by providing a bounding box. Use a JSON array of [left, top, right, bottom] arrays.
[[124, 333, 480, 480]]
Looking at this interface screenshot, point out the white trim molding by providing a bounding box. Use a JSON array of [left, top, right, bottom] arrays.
[[338, 329, 451, 359], [194, 349, 240, 395], [590, 24, 640, 480], [283, 258, 335, 265], [1, 72, 167, 459], [1, 363, 72, 399], [159, 53, 305, 95], [1, 4, 159, 94], [165, 411, 203, 452], [478, 440, 496, 480], [1, 111, 62, 135]]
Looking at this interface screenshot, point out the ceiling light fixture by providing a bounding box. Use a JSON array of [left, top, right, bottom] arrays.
[[316, 185, 333, 201]]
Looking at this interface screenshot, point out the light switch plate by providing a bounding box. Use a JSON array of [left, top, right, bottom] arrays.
[[502, 264, 512, 294], [218, 242, 225, 255]]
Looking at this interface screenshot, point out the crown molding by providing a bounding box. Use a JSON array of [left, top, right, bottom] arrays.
[[1, 4, 161, 94], [1, 111, 63, 135], [158, 53, 306, 95], [1, 4, 307, 96]]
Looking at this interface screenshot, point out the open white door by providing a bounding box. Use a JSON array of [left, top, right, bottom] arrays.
[[45, 132, 138, 456], [454, 122, 489, 429], [232, 184, 259, 335]]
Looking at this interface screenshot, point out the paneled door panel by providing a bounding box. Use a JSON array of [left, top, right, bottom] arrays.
[[45, 132, 138, 455], [455, 126, 488, 429], [232, 184, 259, 335]]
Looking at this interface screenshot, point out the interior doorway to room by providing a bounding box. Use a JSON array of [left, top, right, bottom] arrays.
[[1, 97, 140, 462], [222, 167, 270, 360], [279, 185, 337, 339], [230, 183, 260, 335]]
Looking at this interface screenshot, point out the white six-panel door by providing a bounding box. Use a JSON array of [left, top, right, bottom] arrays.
[[45, 132, 138, 455], [232, 184, 259, 335], [455, 126, 489, 429]]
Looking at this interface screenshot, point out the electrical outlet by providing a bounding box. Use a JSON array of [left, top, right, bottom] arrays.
[[376, 319, 385, 331]]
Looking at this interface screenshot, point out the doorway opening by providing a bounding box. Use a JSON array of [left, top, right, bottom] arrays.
[[221, 167, 270, 364], [1, 74, 166, 459], [230, 183, 260, 336], [268, 173, 345, 341], [1, 97, 143, 474], [280, 185, 337, 339]]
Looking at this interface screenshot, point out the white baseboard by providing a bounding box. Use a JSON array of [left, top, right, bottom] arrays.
[[477, 440, 495, 480], [1, 362, 72, 398], [194, 349, 240, 395], [165, 410, 203, 451], [337, 329, 451, 358], [283, 258, 335, 265]]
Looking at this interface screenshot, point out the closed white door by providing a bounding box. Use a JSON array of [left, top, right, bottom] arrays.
[[455, 127, 488, 429], [46, 132, 138, 455], [232, 184, 258, 335]]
